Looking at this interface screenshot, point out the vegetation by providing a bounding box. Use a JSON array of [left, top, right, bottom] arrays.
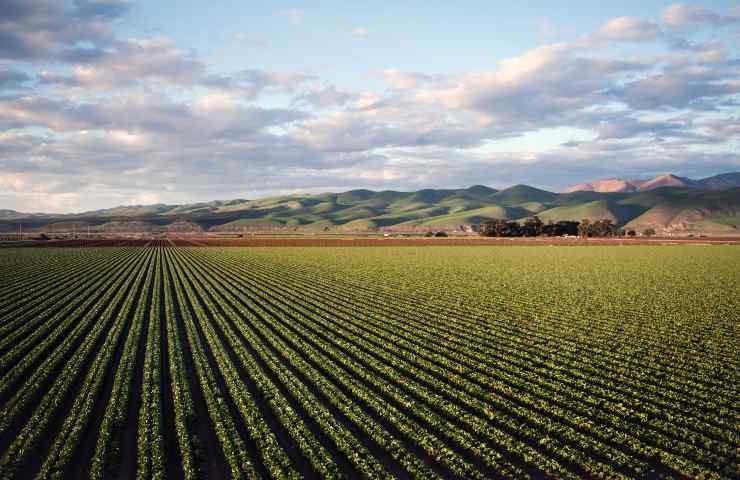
[[2, 182, 738, 235], [480, 217, 617, 237], [0, 245, 737, 479]]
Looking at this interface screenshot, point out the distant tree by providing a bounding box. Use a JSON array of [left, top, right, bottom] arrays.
[[543, 220, 579, 236], [627, 230, 636, 237], [480, 219, 506, 237], [543, 220, 556, 236], [591, 219, 615, 237], [562, 221, 580, 236], [479, 219, 522, 237], [578, 219, 591, 238], [643, 228, 656, 237], [504, 221, 522, 237], [434, 231, 448, 237], [424, 231, 434, 237], [522, 216, 544, 237]]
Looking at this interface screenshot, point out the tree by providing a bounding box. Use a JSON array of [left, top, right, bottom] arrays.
[[578, 219, 591, 238], [522, 216, 544, 237], [627, 230, 636, 237], [643, 228, 656, 237], [591, 219, 615, 237], [480, 219, 507, 237], [543, 220, 579, 236], [479, 219, 522, 237], [434, 231, 448, 237], [503, 221, 522, 237]]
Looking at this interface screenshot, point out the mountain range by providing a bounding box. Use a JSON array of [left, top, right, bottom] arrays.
[[2, 172, 738, 235], [563, 172, 740, 193]]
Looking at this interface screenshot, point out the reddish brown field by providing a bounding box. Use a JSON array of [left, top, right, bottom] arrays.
[[179, 236, 740, 247], [4, 236, 738, 248]]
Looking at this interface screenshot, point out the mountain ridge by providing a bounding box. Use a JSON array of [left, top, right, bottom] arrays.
[[563, 172, 738, 193], [2, 174, 738, 235]]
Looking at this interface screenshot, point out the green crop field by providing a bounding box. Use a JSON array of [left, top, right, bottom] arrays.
[[0, 245, 737, 479]]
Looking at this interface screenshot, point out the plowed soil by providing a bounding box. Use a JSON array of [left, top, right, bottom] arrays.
[[3, 236, 739, 248]]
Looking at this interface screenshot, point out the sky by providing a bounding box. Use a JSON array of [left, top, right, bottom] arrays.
[[1, 1, 739, 213]]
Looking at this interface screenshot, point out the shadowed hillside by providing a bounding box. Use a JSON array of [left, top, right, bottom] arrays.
[[3, 176, 739, 235]]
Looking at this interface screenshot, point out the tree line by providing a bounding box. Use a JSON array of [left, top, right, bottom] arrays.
[[479, 217, 654, 238]]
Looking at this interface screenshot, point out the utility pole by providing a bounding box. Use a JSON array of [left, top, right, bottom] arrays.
[[18, 223, 22, 241]]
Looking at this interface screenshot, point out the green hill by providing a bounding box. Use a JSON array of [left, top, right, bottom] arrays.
[[3, 181, 738, 235], [537, 200, 647, 225], [625, 188, 740, 233], [492, 185, 557, 205]]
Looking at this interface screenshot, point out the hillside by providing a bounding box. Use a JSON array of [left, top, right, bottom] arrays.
[[625, 188, 740, 234], [2, 175, 739, 235], [564, 172, 738, 193]]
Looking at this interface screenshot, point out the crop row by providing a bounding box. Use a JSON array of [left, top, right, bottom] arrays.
[[0, 245, 735, 480]]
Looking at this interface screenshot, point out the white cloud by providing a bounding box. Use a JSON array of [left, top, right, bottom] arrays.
[[593, 16, 660, 42], [380, 69, 438, 89], [277, 9, 304, 25], [662, 3, 739, 30], [0, 0, 123, 62], [0, 174, 25, 192], [2, 3, 739, 211], [128, 192, 161, 205], [292, 85, 355, 108], [352, 27, 369, 39]]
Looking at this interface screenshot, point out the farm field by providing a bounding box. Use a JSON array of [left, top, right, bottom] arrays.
[[0, 245, 737, 479]]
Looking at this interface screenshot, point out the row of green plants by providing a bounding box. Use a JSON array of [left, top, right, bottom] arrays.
[[203, 250, 654, 478], [249, 262, 725, 477], [207, 246, 737, 479], [0, 249, 153, 478], [0, 245, 735, 479]]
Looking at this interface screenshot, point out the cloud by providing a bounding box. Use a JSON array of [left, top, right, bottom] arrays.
[[614, 75, 740, 110], [410, 46, 647, 133], [380, 69, 440, 89], [277, 9, 304, 25], [0, 92, 308, 141], [233, 33, 267, 48], [203, 69, 314, 99], [0, 0, 121, 61], [0, 173, 25, 192], [75, 38, 205, 87], [33, 38, 311, 99], [352, 27, 369, 39], [611, 59, 740, 110], [74, 0, 131, 19], [1, 4, 739, 212], [292, 85, 356, 108], [592, 16, 661, 43], [0, 69, 31, 90], [662, 3, 740, 30]]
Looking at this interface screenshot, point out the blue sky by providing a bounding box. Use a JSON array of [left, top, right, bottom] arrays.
[[121, 1, 736, 79], [1, 1, 739, 212]]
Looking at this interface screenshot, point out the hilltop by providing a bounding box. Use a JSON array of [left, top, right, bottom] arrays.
[[564, 172, 740, 193], [2, 173, 738, 235]]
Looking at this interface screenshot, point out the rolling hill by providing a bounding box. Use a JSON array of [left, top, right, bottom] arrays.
[[2, 173, 739, 235], [564, 172, 739, 193]]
